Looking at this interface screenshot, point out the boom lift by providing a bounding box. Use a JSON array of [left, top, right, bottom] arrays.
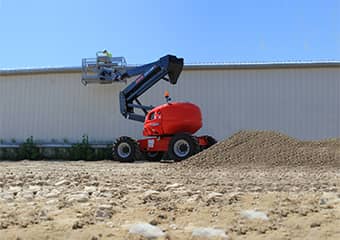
[[82, 53, 216, 162]]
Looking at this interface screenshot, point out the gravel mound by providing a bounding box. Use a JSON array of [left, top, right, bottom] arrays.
[[184, 130, 340, 168]]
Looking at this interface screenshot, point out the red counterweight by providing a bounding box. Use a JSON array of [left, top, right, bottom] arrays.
[[143, 102, 202, 136]]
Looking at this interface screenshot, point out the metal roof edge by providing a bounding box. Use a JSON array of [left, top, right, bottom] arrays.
[[0, 66, 81, 76], [184, 61, 340, 70], [1, 61, 340, 76]]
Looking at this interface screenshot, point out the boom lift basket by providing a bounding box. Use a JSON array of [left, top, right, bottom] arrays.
[[81, 51, 127, 86]]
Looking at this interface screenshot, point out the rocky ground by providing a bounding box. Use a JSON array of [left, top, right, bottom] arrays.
[[0, 131, 339, 239], [0, 161, 339, 240]]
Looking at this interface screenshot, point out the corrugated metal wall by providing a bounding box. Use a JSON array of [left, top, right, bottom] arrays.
[[0, 67, 339, 143]]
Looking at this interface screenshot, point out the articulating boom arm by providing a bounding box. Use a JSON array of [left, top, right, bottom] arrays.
[[118, 55, 184, 122]]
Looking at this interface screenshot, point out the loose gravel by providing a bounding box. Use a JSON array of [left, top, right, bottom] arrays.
[[0, 130, 339, 239]]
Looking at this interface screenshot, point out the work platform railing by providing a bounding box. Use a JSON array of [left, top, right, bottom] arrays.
[[81, 51, 127, 86]]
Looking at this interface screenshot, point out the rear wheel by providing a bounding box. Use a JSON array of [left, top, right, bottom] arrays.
[[143, 151, 164, 162], [168, 133, 200, 161], [113, 136, 140, 162]]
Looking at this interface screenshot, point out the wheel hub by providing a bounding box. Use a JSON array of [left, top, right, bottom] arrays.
[[173, 139, 190, 158], [179, 144, 188, 152], [117, 142, 131, 158]]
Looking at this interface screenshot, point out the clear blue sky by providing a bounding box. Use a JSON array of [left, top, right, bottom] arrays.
[[0, 0, 339, 68]]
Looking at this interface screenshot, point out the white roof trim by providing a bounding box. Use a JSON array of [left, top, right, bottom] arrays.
[[1, 61, 340, 76]]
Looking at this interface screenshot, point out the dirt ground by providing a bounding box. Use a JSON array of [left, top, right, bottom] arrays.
[[0, 131, 339, 239], [0, 160, 339, 240]]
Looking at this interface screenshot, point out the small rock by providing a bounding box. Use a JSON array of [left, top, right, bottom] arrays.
[[98, 204, 112, 210], [165, 183, 183, 190], [28, 185, 41, 193], [241, 210, 269, 221], [278, 208, 289, 217], [207, 192, 223, 200], [46, 189, 61, 198], [106, 221, 115, 228], [91, 191, 100, 197], [298, 207, 310, 216], [46, 199, 58, 205], [84, 186, 97, 193], [207, 192, 224, 205], [99, 192, 113, 198], [19, 221, 28, 228], [17, 191, 34, 201], [39, 209, 48, 220], [150, 219, 160, 226], [319, 198, 327, 205], [258, 226, 268, 234], [67, 193, 89, 203], [55, 180, 70, 186], [0, 221, 9, 229], [13, 181, 24, 187], [144, 190, 160, 197], [228, 192, 242, 204], [237, 226, 247, 235], [251, 186, 262, 192], [192, 227, 228, 239], [143, 190, 160, 203], [319, 192, 340, 207], [158, 214, 167, 220], [8, 186, 21, 193], [35, 190, 48, 198], [169, 224, 177, 230], [95, 207, 113, 219], [187, 195, 200, 203], [310, 222, 321, 228], [6, 202, 17, 207], [88, 181, 100, 187], [158, 192, 171, 200], [72, 221, 84, 229], [128, 222, 165, 239], [173, 190, 190, 197], [0, 192, 14, 202]]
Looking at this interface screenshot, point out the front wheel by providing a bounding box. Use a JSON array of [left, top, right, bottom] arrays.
[[113, 136, 140, 162], [168, 133, 200, 161]]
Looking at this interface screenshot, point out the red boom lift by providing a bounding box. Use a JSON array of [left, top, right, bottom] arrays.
[[82, 53, 216, 162]]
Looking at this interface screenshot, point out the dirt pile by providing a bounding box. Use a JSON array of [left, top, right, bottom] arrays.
[[184, 130, 340, 168]]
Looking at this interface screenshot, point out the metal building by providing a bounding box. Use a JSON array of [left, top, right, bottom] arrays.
[[0, 62, 339, 144]]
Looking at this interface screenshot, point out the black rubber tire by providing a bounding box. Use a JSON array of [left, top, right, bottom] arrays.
[[113, 136, 141, 162], [168, 133, 200, 161], [202, 135, 217, 150], [142, 151, 164, 162]]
